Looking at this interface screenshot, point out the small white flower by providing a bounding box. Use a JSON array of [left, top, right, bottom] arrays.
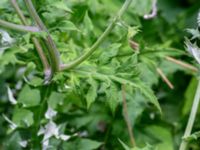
[[0, 29, 14, 54], [38, 120, 73, 150], [7, 86, 17, 105], [59, 134, 71, 141], [150, 113, 155, 120], [15, 81, 23, 90], [37, 126, 45, 136], [43, 121, 60, 141], [3, 114, 17, 130], [0, 29, 14, 45], [39, 107, 73, 149], [45, 106, 57, 120], [64, 84, 71, 89], [185, 39, 200, 64], [19, 140, 28, 148], [79, 131, 88, 137], [42, 139, 51, 150]]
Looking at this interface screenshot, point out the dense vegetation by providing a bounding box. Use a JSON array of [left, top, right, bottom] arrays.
[[0, 0, 200, 149]]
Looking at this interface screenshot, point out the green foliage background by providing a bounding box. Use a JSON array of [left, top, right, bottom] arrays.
[[0, 0, 200, 149]]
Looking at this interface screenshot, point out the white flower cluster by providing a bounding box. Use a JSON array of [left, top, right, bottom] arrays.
[[3, 103, 73, 149], [38, 107, 72, 150], [185, 39, 200, 64], [0, 29, 14, 54], [185, 12, 200, 65]]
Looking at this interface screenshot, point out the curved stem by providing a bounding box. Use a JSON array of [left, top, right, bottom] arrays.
[[0, 19, 40, 32], [60, 0, 133, 71], [24, 0, 60, 72], [179, 80, 200, 150], [10, 0, 27, 24], [10, 0, 52, 82]]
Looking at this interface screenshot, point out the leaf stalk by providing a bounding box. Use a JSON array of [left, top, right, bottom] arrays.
[[0, 19, 40, 32], [10, 0, 52, 82], [179, 80, 200, 150], [60, 0, 133, 71], [24, 0, 61, 72]]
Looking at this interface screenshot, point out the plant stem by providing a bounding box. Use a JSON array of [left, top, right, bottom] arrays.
[[10, 0, 52, 82], [10, 0, 27, 24], [122, 84, 136, 147], [32, 84, 52, 149], [165, 56, 198, 72], [156, 67, 174, 89], [179, 80, 200, 150], [60, 0, 133, 71], [0, 19, 40, 32], [24, 0, 61, 72]]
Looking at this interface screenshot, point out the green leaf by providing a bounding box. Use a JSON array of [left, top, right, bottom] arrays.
[[3, 132, 22, 150], [99, 43, 121, 64], [127, 92, 147, 126], [62, 138, 102, 150], [139, 64, 159, 86], [48, 92, 65, 109], [77, 139, 102, 150], [134, 80, 161, 113], [55, 21, 79, 32], [182, 77, 198, 116], [105, 83, 119, 114], [118, 139, 132, 150], [119, 139, 155, 150], [28, 76, 44, 87], [131, 0, 152, 16], [128, 26, 140, 39], [84, 11, 94, 32], [184, 131, 200, 141], [12, 109, 34, 128], [86, 77, 98, 109], [158, 0, 184, 23], [52, 1, 72, 13], [110, 76, 161, 113], [18, 85, 41, 107], [142, 126, 173, 150], [133, 145, 155, 150]]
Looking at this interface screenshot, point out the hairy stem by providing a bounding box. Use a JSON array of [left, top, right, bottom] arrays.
[[0, 19, 40, 32], [24, 0, 60, 72], [60, 0, 133, 71], [179, 80, 200, 150], [10, 0, 52, 82], [165, 56, 198, 72], [122, 84, 136, 147], [156, 67, 174, 89]]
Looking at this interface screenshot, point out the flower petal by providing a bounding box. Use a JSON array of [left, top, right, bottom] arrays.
[[45, 106, 57, 120], [7, 86, 17, 105]]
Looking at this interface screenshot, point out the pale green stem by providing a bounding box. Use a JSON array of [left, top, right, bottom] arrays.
[[60, 0, 133, 71], [179, 80, 200, 150], [10, 0, 52, 82], [24, 0, 61, 72], [0, 19, 40, 32], [11, 0, 27, 24]]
